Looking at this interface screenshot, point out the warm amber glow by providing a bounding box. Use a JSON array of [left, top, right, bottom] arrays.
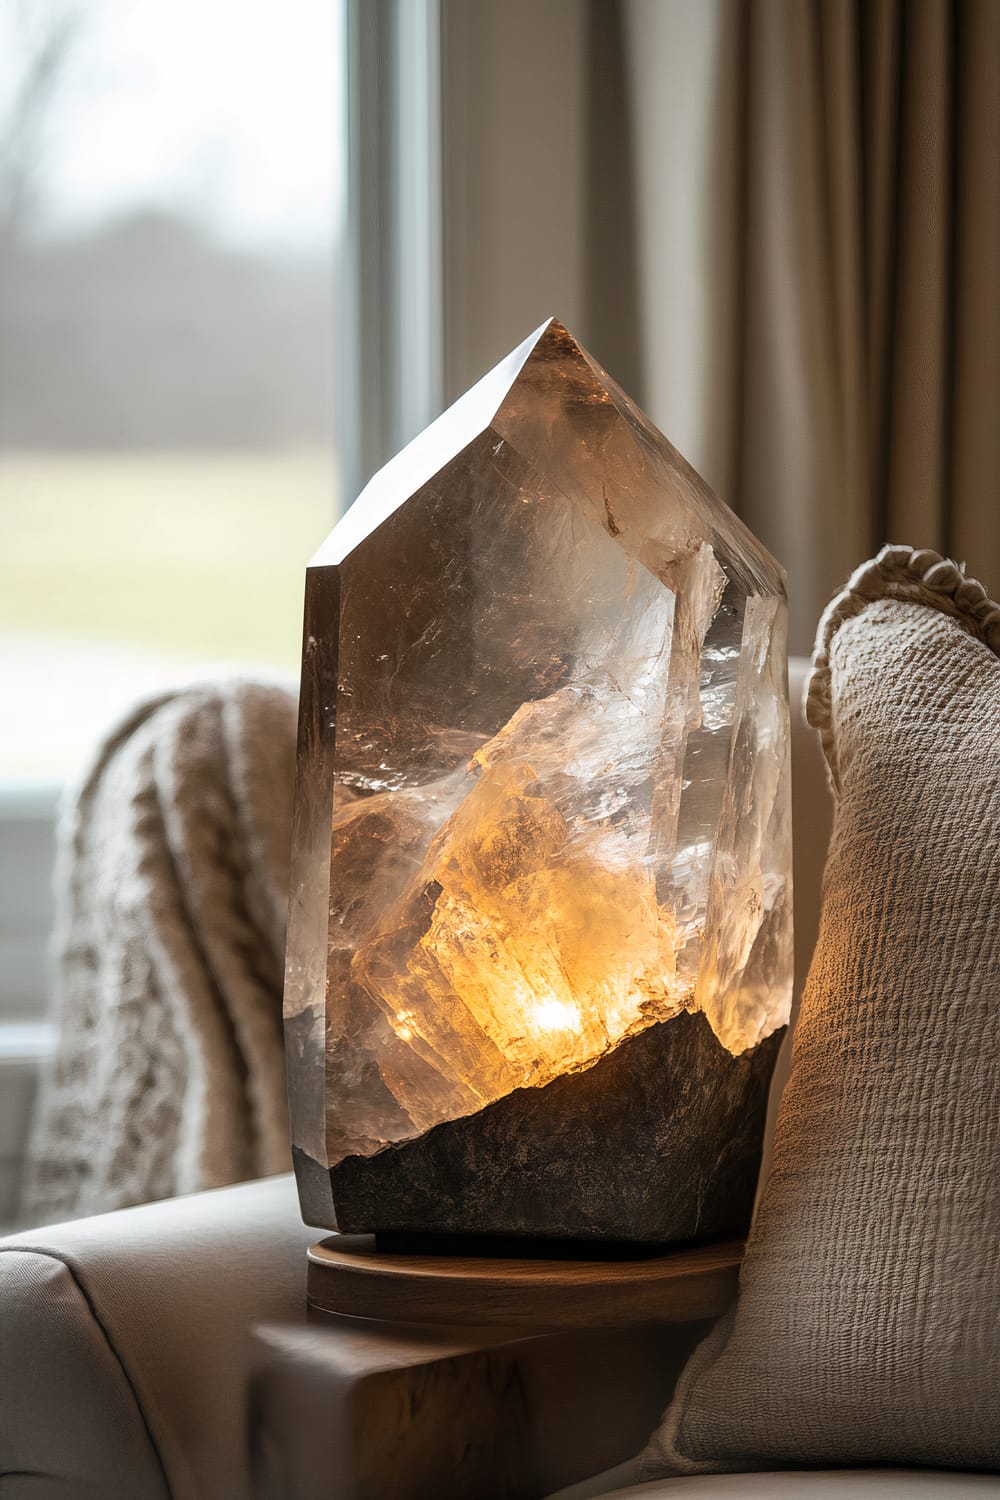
[[350, 753, 690, 1114], [530, 998, 582, 1034]]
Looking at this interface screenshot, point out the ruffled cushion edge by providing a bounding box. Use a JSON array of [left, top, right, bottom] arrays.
[[806, 544, 1000, 789]]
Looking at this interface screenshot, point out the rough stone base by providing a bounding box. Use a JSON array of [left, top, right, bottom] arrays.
[[321, 1011, 784, 1244]]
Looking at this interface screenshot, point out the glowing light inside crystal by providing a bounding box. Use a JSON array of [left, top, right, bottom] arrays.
[[531, 999, 583, 1034]]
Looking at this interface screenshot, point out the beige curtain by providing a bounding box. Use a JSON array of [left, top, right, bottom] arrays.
[[624, 0, 1000, 651]]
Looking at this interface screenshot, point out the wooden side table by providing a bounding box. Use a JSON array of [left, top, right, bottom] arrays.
[[250, 1237, 742, 1500]]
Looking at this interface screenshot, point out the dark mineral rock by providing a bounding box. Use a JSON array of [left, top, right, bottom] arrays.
[[321, 1011, 784, 1245]]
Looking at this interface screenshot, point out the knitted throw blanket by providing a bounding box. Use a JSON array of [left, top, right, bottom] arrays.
[[23, 679, 298, 1225]]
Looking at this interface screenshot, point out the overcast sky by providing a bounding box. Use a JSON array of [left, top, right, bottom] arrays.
[[0, 0, 344, 250]]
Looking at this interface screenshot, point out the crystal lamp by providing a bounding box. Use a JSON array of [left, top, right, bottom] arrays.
[[284, 319, 792, 1247]]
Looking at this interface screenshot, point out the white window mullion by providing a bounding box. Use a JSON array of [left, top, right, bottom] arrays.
[[342, 0, 444, 505]]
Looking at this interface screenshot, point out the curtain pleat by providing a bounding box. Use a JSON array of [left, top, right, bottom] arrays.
[[861, 0, 901, 542], [885, 0, 952, 547], [951, 0, 1000, 569], [623, 0, 999, 651]]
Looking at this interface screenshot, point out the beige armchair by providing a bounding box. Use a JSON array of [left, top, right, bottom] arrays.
[[5, 661, 981, 1499]]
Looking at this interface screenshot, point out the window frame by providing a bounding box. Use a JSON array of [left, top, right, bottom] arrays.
[[342, 0, 444, 500]]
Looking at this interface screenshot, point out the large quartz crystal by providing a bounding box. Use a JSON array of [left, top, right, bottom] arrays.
[[284, 319, 792, 1243]]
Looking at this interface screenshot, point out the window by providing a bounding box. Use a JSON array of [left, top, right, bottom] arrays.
[[0, 0, 345, 782], [0, 0, 346, 1220]]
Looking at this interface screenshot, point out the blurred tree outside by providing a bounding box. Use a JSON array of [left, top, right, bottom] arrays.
[[0, 0, 343, 777]]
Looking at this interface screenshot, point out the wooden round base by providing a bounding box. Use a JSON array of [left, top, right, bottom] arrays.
[[307, 1234, 743, 1330]]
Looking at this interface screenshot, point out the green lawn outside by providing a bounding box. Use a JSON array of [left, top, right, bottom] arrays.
[[1, 451, 340, 668]]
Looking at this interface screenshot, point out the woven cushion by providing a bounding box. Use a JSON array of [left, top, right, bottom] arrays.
[[641, 546, 1000, 1476]]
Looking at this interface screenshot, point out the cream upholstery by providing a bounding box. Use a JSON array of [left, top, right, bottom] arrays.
[[0, 1174, 311, 1499], [553, 1468, 999, 1499]]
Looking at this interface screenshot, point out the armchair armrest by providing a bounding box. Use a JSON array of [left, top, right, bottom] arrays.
[[0, 1174, 312, 1500], [2, 1174, 727, 1500]]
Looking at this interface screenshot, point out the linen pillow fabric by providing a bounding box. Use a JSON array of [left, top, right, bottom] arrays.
[[642, 544, 1000, 1477]]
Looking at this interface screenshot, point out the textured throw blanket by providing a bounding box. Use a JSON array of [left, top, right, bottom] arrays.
[[23, 679, 298, 1225]]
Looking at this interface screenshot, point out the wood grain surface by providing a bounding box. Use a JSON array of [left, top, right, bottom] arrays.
[[251, 1317, 711, 1500], [307, 1234, 743, 1329]]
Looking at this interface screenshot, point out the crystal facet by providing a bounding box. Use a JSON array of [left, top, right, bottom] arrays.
[[284, 319, 793, 1241]]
